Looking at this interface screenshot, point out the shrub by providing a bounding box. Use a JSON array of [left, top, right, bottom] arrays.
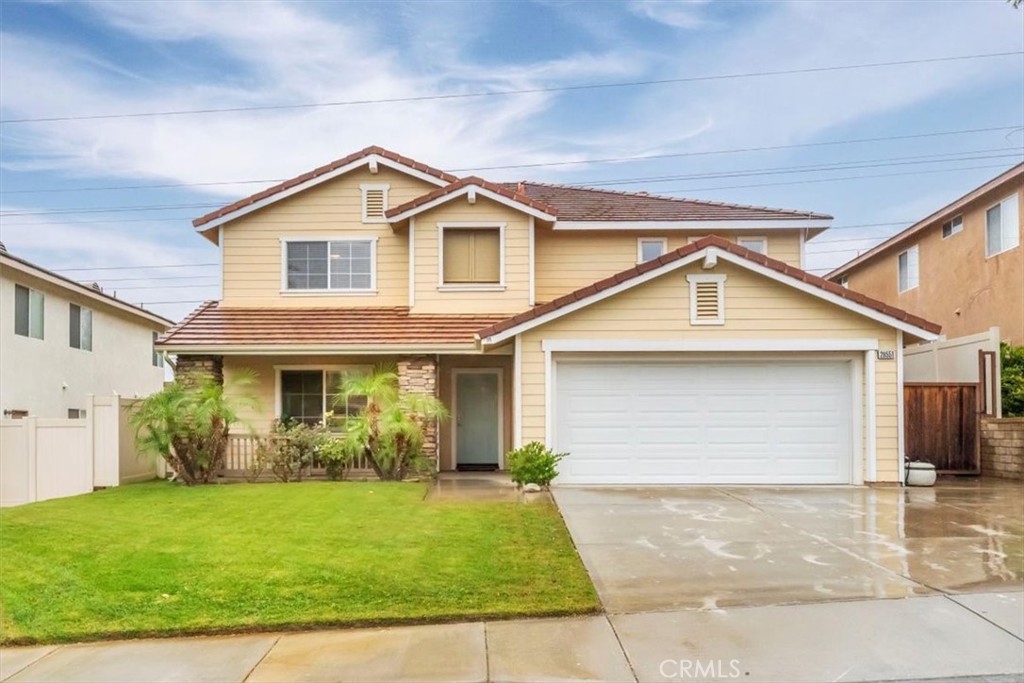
[[261, 420, 326, 482], [506, 442, 567, 487], [318, 435, 354, 481], [129, 371, 257, 486], [1002, 342, 1024, 417]]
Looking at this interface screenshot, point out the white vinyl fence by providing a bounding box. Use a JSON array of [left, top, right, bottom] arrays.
[[904, 326, 1002, 416], [0, 395, 159, 507]]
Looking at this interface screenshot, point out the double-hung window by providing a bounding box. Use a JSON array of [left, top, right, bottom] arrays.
[[279, 369, 368, 428], [69, 303, 93, 351], [898, 245, 919, 293], [152, 331, 164, 367], [14, 284, 44, 339], [283, 238, 376, 292], [986, 194, 1020, 257], [440, 224, 503, 287]]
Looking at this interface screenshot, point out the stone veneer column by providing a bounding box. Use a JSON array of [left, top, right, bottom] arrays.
[[397, 356, 439, 463], [175, 354, 224, 388]]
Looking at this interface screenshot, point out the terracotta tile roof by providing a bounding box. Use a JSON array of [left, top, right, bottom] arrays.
[[385, 176, 557, 219], [477, 235, 940, 340], [157, 304, 506, 348], [192, 146, 458, 228], [501, 181, 832, 222]]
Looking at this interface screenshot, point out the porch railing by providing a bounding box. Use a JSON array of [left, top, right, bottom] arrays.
[[223, 433, 375, 478]]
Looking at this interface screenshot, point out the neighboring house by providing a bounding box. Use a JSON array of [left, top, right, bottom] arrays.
[[0, 247, 172, 419], [158, 146, 939, 485], [827, 164, 1023, 345]]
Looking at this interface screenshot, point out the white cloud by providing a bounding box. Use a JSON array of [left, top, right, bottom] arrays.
[[629, 0, 716, 30]]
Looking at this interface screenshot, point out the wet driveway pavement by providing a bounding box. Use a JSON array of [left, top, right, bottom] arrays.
[[553, 478, 1023, 613]]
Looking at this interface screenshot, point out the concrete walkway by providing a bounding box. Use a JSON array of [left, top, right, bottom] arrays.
[[2, 590, 1022, 682]]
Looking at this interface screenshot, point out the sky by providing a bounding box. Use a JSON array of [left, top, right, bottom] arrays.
[[1, 0, 1022, 322]]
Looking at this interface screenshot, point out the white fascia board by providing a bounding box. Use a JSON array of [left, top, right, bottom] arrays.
[[480, 245, 939, 345], [195, 155, 449, 231], [541, 339, 881, 353], [388, 185, 557, 223], [554, 219, 832, 231], [155, 343, 482, 355]]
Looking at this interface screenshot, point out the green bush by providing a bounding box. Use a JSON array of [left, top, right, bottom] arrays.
[[506, 442, 567, 487], [1002, 342, 1024, 417]]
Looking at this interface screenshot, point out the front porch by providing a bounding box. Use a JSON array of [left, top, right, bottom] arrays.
[[186, 350, 514, 477]]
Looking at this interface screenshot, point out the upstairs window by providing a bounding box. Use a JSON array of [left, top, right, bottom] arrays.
[[152, 331, 164, 368], [69, 303, 93, 351], [637, 238, 667, 263], [941, 215, 963, 239], [839, 276, 849, 289], [686, 274, 726, 325], [283, 239, 376, 292], [441, 225, 503, 287], [898, 245, 919, 293], [737, 237, 767, 254], [986, 194, 1020, 257], [14, 284, 44, 339], [361, 184, 389, 223]]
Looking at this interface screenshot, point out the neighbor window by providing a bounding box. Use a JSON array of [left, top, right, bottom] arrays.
[[441, 225, 502, 286], [637, 238, 667, 263], [280, 369, 367, 427], [68, 409, 87, 419], [360, 184, 389, 223], [14, 284, 44, 339], [737, 237, 767, 254], [69, 304, 93, 351], [284, 239, 375, 291], [986, 194, 1020, 257], [941, 215, 963, 239], [898, 245, 919, 292], [152, 331, 164, 368], [839, 276, 849, 289]]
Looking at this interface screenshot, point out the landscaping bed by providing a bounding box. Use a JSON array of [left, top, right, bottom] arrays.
[[0, 481, 598, 644]]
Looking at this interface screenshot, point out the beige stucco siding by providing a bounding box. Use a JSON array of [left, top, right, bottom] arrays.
[[534, 230, 803, 302], [220, 167, 437, 307], [841, 181, 1023, 344], [411, 197, 531, 314], [518, 261, 902, 483]]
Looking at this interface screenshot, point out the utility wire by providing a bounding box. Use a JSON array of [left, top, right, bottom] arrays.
[[2, 51, 1020, 125]]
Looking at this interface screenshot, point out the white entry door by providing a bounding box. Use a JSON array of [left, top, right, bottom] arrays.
[[554, 360, 854, 485]]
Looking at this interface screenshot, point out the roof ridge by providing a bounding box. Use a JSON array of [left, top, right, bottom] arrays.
[[515, 180, 830, 219], [385, 176, 558, 220]]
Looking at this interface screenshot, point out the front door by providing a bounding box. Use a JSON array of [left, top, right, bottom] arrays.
[[454, 370, 501, 470]]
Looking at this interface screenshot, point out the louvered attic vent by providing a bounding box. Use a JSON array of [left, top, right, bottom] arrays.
[[361, 184, 389, 223], [686, 274, 726, 325]]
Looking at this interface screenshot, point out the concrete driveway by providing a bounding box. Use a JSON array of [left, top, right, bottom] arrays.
[[553, 478, 1023, 613]]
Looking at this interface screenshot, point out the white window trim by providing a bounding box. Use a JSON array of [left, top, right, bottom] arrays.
[[897, 245, 919, 293], [274, 364, 373, 423], [69, 303, 93, 352], [736, 236, 768, 255], [360, 183, 390, 224], [685, 273, 727, 325], [437, 222, 506, 291], [941, 215, 963, 239], [636, 237, 668, 263], [279, 236, 378, 295], [985, 193, 1020, 258]]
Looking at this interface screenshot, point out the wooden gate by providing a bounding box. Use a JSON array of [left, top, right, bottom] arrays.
[[904, 383, 980, 473]]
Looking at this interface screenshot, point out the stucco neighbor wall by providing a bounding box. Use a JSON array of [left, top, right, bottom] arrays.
[[516, 260, 904, 483], [534, 230, 803, 303], [839, 180, 1023, 345]]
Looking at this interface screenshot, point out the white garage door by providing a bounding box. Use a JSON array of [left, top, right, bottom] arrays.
[[554, 360, 854, 485]]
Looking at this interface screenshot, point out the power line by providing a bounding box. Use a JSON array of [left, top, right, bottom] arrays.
[[2, 51, 1020, 125], [55, 262, 219, 272], [0, 203, 222, 218], [3, 125, 1021, 197]]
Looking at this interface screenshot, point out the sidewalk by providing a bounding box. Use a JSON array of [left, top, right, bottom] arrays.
[[2, 591, 1022, 682]]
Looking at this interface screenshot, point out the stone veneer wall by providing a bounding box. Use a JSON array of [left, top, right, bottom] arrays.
[[981, 417, 1024, 480], [397, 356, 438, 462], [175, 355, 224, 387]]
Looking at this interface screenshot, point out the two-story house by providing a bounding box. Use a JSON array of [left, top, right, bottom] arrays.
[[827, 163, 1023, 345], [1, 246, 172, 418], [158, 146, 940, 485]]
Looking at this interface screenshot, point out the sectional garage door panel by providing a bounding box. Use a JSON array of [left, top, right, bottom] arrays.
[[554, 360, 854, 485]]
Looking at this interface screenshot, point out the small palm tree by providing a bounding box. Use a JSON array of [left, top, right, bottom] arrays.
[[335, 364, 448, 480], [130, 371, 257, 485]]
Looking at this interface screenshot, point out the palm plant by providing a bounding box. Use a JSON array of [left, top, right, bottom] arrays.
[[334, 364, 448, 480], [130, 371, 257, 485]]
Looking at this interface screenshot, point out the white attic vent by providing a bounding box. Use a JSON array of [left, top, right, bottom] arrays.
[[361, 184, 389, 223], [686, 274, 726, 325]]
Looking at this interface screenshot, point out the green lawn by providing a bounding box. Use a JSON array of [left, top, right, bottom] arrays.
[[0, 481, 598, 645]]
